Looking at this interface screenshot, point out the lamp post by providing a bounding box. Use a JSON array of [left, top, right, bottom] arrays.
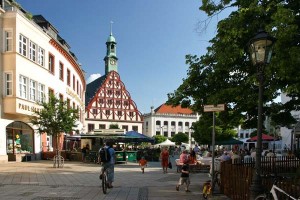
[[160, 126, 164, 136], [248, 29, 276, 199]]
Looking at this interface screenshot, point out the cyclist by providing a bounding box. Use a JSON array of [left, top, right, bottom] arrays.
[[99, 141, 115, 188]]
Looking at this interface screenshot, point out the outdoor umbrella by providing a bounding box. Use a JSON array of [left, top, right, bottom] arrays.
[[122, 131, 155, 144], [215, 137, 244, 145]]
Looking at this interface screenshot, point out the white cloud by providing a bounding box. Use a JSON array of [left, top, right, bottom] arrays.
[[86, 73, 101, 84]]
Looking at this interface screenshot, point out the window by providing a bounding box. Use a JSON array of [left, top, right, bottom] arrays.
[[59, 62, 64, 80], [99, 124, 106, 129], [67, 69, 70, 86], [5, 30, 13, 52], [48, 88, 54, 101], [29, 79, 37, 101], [48, 53, 55, 74], [19, 75, 28, 99], [105, 110, 110, 116], [117, 111, 122, 116], [4, 72, 13, 96], [93, 109, 98, 115], [122, 125, 128, 132], [132, 126, 138, 131], [19, 34, 27, 56], [38, 47, 45, 66], [76, 80, 79, 94], [108, 99, 113, 105], [73, 75, 75, 90], [29, 41, 37, 62], [59, 93, 63, 101], [88, 124, 95, 132], [67, 98, 70, 108], [38, 83, 45, 102], [129, 112, 134, 117]]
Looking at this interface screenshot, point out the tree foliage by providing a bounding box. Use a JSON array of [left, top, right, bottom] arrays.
[[153, 135, 167, 144], [167, 0, 300, 144], [29, 94, 79, 150], [171, 132, 189, 145]]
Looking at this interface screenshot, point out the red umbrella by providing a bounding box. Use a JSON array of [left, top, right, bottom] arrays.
[[248, 134, 274, 141]]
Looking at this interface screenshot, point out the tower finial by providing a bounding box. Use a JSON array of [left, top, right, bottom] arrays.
[[110, 21, 114, 36]]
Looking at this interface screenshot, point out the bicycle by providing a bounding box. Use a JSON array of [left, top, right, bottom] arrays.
[[100, 166, 109, 194], [203, 171, 221, 199], [255, 174, 299, 200]]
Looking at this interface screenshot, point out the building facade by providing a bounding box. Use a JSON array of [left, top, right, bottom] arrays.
[[143, 104, 199, 145], [0, 1, 86, 162], [84, 31, 143, 133]]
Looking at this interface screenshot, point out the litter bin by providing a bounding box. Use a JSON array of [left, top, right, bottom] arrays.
[[126, 151, 137, 162], [115, 151, 126, 163]]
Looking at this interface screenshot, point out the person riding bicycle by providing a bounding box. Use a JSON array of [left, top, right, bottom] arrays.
[[99, 141, 115, 188]]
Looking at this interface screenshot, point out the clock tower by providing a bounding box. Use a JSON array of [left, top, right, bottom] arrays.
[[104, 29, 118, 74]]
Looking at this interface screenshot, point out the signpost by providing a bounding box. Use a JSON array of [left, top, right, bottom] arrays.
[[204, 104, 225, 194]]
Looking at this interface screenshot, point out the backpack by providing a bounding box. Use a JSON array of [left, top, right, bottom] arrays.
[[99, 147, 111, 163]]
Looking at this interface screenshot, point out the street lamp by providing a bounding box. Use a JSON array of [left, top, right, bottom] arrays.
[[248, 29, 276, 199], [160, 126, 164, 135]]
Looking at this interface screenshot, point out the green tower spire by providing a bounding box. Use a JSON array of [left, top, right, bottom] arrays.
[[104, 21, 118, 74]]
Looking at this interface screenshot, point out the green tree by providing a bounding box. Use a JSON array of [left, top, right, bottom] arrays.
[[171, 132, 189, 145], [30, 94, 79, 158], [167, 0, 300, 143], [153, 135, 167, 144]]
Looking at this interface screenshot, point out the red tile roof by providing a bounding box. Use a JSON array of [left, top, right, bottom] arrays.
[[155, 104, 194, 115]]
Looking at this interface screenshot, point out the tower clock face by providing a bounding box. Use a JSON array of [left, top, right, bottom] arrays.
[[110, 59, 116, 65]]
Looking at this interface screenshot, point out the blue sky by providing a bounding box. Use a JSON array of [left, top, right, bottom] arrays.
[[17, 0, 234, 114]]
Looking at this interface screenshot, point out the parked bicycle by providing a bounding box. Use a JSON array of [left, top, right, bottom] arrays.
[[202, 171, 221, 199], [255, 174, 299, 200]]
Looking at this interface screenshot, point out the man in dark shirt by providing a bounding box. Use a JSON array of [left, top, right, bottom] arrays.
[[176, 160, 190, 192]]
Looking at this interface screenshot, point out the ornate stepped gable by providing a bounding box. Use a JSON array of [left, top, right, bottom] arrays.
[[85, 71, 142, 122]]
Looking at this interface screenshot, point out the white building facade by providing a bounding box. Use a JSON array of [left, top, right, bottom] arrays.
[[0, 1, 86, 162], [280, 93, 300, 150], [143, 104, 199, 146]]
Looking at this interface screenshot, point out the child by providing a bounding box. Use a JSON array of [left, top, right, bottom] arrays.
[[139, 157, 148, 173], [176, 160, 190, 192]]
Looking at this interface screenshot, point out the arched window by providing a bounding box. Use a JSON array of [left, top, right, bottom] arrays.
[[6, 121, 34, 154]]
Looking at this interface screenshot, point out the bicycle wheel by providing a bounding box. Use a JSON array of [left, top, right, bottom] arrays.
[[254, 194, 267, 200], [102, 171, 108, 194], [214, 171, 221, 188]]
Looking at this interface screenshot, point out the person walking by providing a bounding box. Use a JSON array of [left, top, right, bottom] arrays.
[[138, 156, 148, 173], [160, 147, 169, 173], [176, 159, 190, 192]]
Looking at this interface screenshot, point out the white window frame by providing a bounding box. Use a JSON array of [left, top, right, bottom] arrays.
[[38, 47, 45, 66], [29, 41, 37, 62], [4, 30, 13, 52], [19, 75, 28, 99], [19, 34, 27, 57], [29, 79, 37, 101], [4, 72, 13, 96], [38, 83, 45, 103]]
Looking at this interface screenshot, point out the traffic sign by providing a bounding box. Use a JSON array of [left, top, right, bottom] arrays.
[[204, 104, 225, 112]]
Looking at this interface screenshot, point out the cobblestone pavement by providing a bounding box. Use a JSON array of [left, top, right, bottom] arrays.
[[0, 156, 231, 200]]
